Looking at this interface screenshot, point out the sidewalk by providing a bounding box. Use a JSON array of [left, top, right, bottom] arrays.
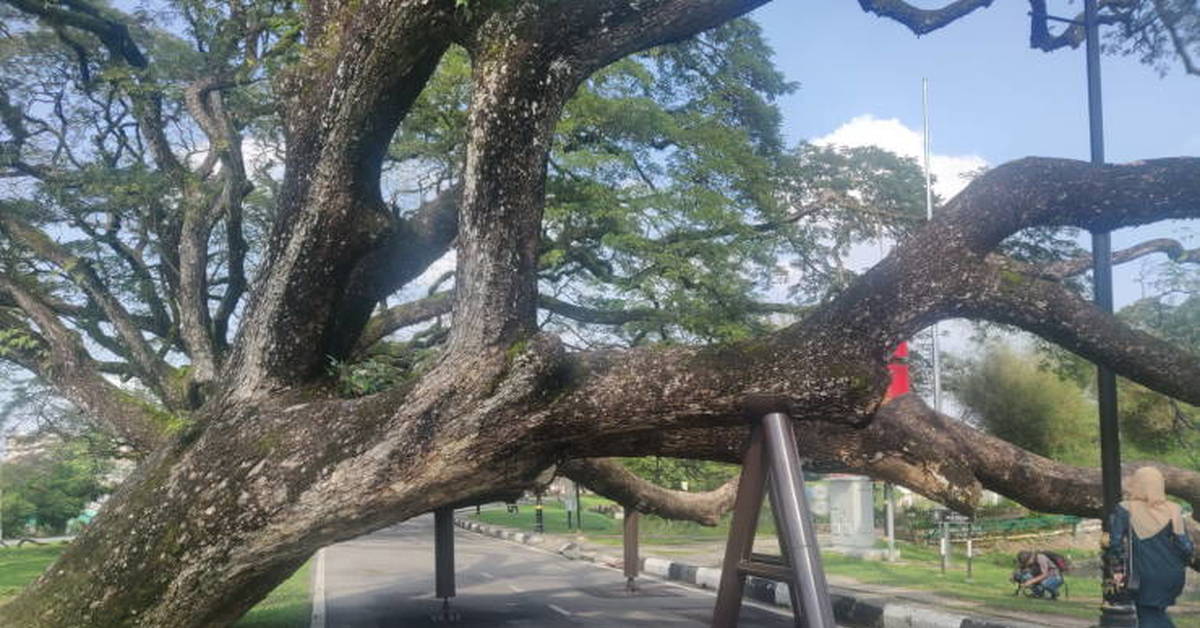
[[454, 517, 1096, 628]]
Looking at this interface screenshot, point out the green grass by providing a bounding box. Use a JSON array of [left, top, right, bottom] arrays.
[[819, 541, 1103, 620], [0, 544, 65, 600], [0, 544, 312, 626], [820, 541, 1200, 623], [234, 560, 312, 627]]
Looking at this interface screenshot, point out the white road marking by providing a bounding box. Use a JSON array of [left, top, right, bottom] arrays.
[[473, 529, 798, 620], [479, 571, 495, 579], [547, 603, 572, 617], [310, 548, 327, 628], [508, 583, 524, 593]]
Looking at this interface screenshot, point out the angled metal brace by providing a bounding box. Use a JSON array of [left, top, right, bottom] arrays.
[[711, 412, 835, 628]]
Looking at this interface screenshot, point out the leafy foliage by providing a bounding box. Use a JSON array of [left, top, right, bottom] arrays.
[[619, 456, 737, 491], [1, 439, 111, 536], [948, 344, 1098, 465]]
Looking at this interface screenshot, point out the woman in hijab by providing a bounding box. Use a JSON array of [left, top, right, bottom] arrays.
[[1108, 466, 1195, 627]]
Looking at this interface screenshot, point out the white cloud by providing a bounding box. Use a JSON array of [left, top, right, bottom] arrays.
[[813, 115, 987, 202]]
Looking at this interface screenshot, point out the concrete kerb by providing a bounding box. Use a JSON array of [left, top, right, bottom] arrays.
[[453, 518, 1044, 628]]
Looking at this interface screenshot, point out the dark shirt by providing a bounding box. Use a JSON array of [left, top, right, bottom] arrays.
[[1108, 504, 1195, 609]]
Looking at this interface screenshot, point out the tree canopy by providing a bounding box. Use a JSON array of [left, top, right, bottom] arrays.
[[0, 0, 1196, 625]]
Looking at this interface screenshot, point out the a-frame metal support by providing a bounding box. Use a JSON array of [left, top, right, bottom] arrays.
[[711, 412, 836, 628]]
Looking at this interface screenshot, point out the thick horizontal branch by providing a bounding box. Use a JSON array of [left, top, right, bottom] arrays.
[[798, 156, 1200, 359], [560, 458, 737, 526], [556, 394, 1200, 526], [953, 259, 1200, 407], [949, 157, 1200, 246]]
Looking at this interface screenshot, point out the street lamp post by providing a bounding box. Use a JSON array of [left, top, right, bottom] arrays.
[[1077, 0, 1135, 624]]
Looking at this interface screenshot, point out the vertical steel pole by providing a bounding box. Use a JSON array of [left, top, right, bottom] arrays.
[[1083, 0, 1133, 622], [922, 78, 943, 414], [767, 478, 808, 620], [885, 483, 896, 562], [762, 412, 836, 628], [434, 507, 456, 601], [575, 481, 583, 532], [940, 521, 949, 574], [966, 521, 974, 583], [624, 507, 640, 591]]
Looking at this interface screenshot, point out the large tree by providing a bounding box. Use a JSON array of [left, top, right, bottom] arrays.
[[0, 0, 1198, 625]]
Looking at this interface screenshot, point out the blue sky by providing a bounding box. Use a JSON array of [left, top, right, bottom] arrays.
[[750, 0, 1199, 312], [752, 0, 1200, 163]]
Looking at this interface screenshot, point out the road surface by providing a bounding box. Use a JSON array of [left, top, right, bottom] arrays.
[[317, 513, 807, 627]]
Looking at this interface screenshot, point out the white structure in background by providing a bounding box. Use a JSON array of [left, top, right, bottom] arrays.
[[805, 481, 830, 517], [826, 475, 877, 553]]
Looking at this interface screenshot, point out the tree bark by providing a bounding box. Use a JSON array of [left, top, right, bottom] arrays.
[[2, 1, 1200, 625]]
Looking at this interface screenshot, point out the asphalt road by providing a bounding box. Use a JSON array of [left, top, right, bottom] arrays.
[[317, 513, 806, 627]]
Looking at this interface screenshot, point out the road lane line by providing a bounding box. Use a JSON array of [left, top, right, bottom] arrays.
[[310, 548, 327, 628], [468, 528, 798, 621], [547, 603, 572, 617], [508, 583, 524, 593], [479, 571, 495, 579]]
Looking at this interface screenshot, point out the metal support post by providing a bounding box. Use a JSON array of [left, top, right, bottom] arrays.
[[575, 480, 583, 532], [966, 521, 974, 583], [1078, 0, 1133, 622], [534, 494, 544, 534], [624, 507, 640, 592], [434, 507, 458, 622], [885, 483, 896, 562], [940, 523, 948, 575]]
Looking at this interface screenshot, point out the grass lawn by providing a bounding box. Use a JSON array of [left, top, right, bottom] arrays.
[[234, 560, 312, 627], [0, 543, 312, 627], [821, 541, 1107, 620]]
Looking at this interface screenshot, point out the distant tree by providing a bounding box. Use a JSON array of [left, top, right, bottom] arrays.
[[1, 441, 110, 536], [949, 345, 1098, 466], [620, 457, 737, 491]]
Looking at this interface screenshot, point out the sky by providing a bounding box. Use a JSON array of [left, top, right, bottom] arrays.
[[750, 0, 1199, 314]]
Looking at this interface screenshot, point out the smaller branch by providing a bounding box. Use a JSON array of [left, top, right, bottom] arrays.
[[858, 0, 996, 35], [0, 275, 171, 453], [560, 458, 737, 526], [354, 292, 454, 354], [0, 213, 179, 405], [1043, 238, 1200, 279], [1152, 0, 1200, 77], [1028, 0, 1132, 52], [355, 291, 810, 354]]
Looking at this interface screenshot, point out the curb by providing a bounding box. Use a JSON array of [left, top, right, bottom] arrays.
[[454, 519, 1045, 628]]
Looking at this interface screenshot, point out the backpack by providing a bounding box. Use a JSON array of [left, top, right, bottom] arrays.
[[1040, 551, 1071, 573]]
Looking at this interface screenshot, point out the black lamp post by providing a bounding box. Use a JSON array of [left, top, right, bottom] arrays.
[[1078, 0, 1135, 624]]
